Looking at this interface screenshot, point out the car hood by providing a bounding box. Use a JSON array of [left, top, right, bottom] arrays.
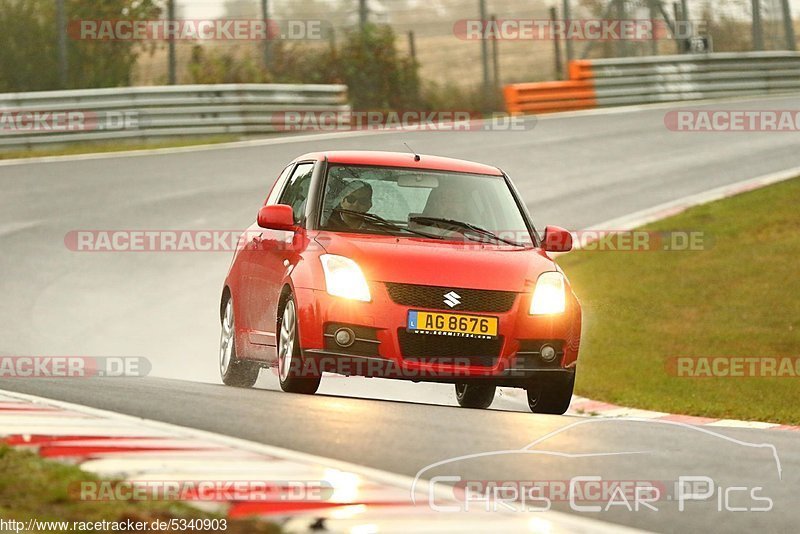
[[313, 231, 556, 292]]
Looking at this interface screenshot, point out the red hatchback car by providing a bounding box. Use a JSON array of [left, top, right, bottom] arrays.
[[219, 151, 581, 413]]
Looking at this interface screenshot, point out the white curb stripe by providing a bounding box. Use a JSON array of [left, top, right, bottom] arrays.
[[0, 388, 642, 533]]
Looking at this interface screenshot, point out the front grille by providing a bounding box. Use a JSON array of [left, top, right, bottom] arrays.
[[398, 330, 503, 367], [385, 282, 517, 312]]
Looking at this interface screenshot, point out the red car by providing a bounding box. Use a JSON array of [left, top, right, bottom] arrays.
[[219, 151, 581, 413]]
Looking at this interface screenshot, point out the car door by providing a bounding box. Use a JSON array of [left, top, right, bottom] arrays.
[[245, 162, 315, 351], [236, 164, 292, 353]]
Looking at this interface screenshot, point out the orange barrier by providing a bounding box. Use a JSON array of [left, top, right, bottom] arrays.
[[504, 60, 596, 114]]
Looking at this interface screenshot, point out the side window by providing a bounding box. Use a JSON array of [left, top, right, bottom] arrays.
[[278, 162, 315, 224], [266, 165, 294, 206]]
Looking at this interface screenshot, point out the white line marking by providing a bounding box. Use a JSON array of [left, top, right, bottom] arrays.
[[582, 165, 800, 232]]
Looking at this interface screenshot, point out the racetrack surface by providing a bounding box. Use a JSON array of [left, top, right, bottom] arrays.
[[2, 95, 800, 532]]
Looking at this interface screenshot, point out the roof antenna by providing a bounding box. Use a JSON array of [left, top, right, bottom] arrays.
[[403, 142, 421, 162]]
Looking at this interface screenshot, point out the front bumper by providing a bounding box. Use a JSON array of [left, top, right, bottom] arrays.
[[293, 281, 581, 385]]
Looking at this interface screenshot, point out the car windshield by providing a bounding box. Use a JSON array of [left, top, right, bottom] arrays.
[[319, 165, 535, 247]]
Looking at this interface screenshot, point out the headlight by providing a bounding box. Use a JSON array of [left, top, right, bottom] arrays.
[[320, 254, 371, 302], [530, 271, 566, 315]]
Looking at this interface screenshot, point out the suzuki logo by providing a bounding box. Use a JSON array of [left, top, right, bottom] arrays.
[[443, 291, 461, 308]]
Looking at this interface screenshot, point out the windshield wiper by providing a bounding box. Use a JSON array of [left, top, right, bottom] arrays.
[[332, 208, 444, 240], [408, 216, 525, 247]]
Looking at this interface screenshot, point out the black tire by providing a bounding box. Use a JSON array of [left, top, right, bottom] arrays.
[[527, 372, 575, 414], [277, 293, 321, 395], [455, 383, 496, 409], [219, 295, 260, 388]]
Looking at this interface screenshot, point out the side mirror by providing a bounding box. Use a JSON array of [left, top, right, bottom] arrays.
[[543, 225, 572, 252], [257, 204, 295, 231]]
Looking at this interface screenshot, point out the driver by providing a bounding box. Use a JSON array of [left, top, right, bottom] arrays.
[[326, 180, 373, 230]]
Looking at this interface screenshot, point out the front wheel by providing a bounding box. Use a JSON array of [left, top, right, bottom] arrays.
[[455, 383, 496, 409], [527, 373, 575, 414], [277, 295, 320, 395], [219, 296, 260, 388]]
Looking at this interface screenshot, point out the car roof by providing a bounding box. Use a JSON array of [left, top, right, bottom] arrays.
[[293, 150, 504, 176]]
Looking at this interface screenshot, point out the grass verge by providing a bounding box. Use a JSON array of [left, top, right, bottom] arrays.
[[0, 445, 279, 533], [0, 136, 241, 160], [560, 177, 800, 425]]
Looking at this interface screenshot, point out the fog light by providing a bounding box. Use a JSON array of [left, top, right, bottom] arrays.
[[540, 344, 557, 362], [334, 328, 355, 348]]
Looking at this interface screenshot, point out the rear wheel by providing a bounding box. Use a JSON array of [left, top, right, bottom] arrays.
[[455, 383, 496, 409], [527, 373, 575, 414], [219, 296, 260, 388], [277, 295, 321, 395]]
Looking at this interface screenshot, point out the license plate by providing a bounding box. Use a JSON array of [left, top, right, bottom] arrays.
[[407, 310, 498, 339]]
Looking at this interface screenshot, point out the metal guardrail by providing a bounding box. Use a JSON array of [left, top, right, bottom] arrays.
[[504, 52, 800, 114], [0, 84, 350, 150]]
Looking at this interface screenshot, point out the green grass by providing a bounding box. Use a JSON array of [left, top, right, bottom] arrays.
[[0, 446, 279, 533], [559, 177, 800, 425], [0, 136, 241, 160]]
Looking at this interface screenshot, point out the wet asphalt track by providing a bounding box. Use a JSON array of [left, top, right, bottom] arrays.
[[2, 95, 800, 532]]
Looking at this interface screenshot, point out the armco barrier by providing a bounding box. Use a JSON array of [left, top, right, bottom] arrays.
[[0, 83, 349, 150], [504, 52, 800, 114]]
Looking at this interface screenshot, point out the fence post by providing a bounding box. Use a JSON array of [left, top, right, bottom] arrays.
[[167, 0, 176, 85], [752, 0, 764, 51], [550, 7, 563, 80], [56, 0, 68, 88], [261, 0, 270, 72], [479, 0, 491, 110], [780, 0, 796, 50], [491, 15, 500, 91], [563, 0, 574, 64]]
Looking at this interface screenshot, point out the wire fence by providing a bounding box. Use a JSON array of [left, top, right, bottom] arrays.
[[128, 0, 799, 92]]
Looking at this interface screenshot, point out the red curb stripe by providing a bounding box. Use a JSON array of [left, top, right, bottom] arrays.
[[228, 500, 411, 518], [2, 435, 151, 445], [570, 400, 621, 413], [0, 403, 61, 411], [39, 444, 222, 458], [657, 414, 721, 425]]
